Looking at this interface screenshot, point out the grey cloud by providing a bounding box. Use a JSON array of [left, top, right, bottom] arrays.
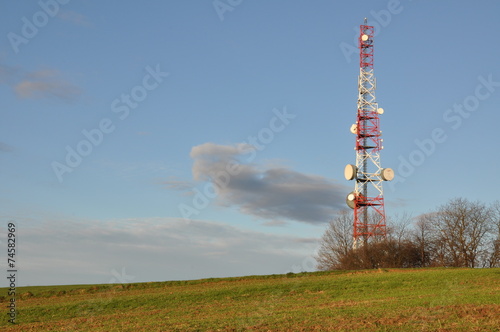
[[159, 178, 194, 191], [190, 143, 347, 224], [0, 142, 14, 152], [0, 64, 18, 84], [96, 160, 170, 180], [58, 10, 93, 27]]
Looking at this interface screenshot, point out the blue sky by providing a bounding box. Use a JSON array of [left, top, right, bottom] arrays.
[[1, 1, 500, 286]]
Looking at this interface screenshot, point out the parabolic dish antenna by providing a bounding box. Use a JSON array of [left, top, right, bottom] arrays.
[[346, 192, 356, 209], [380, 168, 394, 181], [344, 164, 357, 180]]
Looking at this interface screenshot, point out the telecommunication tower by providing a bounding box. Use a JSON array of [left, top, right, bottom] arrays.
[[344, 19, 394, 248]]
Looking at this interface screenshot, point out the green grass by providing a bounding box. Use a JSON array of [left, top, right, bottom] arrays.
[[1, 268, 499, 331]]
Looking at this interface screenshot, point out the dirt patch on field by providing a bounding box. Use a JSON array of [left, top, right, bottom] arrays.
[[372, 304, 500, 331]]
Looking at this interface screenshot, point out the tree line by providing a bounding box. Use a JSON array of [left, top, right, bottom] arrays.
[[316, 198, 500, 270]]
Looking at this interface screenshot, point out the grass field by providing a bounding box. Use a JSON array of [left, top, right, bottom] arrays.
[[1, 268, 499, 331]]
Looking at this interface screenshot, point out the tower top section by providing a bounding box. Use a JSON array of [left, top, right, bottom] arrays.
[[359, 24, 374, 70]]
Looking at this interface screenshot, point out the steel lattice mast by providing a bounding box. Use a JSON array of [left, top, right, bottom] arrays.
[[344, 19, 394, 248]]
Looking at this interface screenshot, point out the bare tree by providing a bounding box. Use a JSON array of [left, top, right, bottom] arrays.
[[317, 211, 424, 270], [386, 213, 413, 244], [316, 210, 353, 270], [484, 200, 500, 267], [412, 213, 435, 267], [432, 198, 493, 268], [317, 198, 499, 270]]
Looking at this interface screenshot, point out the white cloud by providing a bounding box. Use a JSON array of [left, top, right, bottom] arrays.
[[14, 69, 81, 102], [0, 64, 80, 102], [3, 217, 318, 286]]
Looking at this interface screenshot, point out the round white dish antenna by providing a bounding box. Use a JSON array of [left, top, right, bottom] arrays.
[[380, 168, 394, 181], [350, 124, 358, 134], [361, 34, 369, 41], [344, 164, 357, 180], [377, 108, 384, 115]]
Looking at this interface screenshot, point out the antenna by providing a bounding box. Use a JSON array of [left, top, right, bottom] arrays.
[[344, 20, 393, 249]]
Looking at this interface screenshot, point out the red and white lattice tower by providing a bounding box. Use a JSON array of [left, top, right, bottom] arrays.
[[344, 19, 394, 248]]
